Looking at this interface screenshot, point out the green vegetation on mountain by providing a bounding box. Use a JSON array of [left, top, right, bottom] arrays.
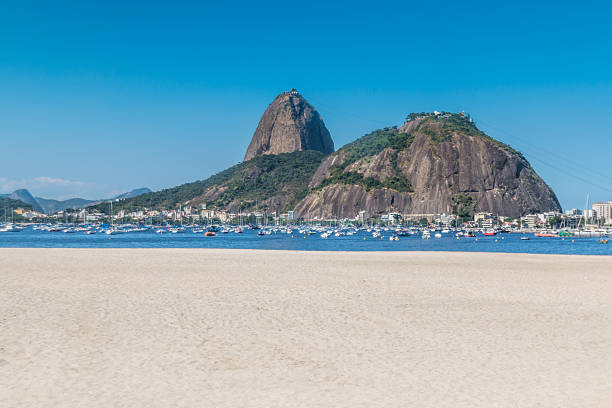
[[335, 127, 415, 170], [411, 113, 528, 162], [451, 193, 475, 222], [0, 197, 32, 210], [93, 150, 325, 213], [0, 197, 32, 221], [314, 127, 414, 192]]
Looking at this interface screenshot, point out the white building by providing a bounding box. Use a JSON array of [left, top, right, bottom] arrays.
[[592, 201, 612, 224], [565, 208, 582, 216], [357, 210, 370, 223]]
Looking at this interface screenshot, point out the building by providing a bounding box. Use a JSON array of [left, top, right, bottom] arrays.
[[522, 214, 539, 229], [387, 212, 402, 224], [357, 210, 370, 223], [474, 212, 497, 228], [592, 201, 612, 224], [565, 208, 583, 216]]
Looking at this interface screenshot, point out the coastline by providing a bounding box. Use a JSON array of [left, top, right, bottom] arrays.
[[2, 249, 611, 407]]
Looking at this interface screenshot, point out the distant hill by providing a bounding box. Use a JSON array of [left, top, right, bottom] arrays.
[[0, 189, 43, 212], [35, 197, 95, 214], [0, 196, 33, 222], [0, 196, 33, 212], [2, 187, 152, 214]]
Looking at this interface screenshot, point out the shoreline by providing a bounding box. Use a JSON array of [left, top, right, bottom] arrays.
[[2, 246, 612, 257]]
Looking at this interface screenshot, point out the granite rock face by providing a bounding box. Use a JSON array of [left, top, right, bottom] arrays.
[[295, 114, 561, 219], [244, 90, 334, 161]]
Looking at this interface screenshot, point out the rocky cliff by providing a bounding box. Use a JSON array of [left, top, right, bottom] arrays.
[[295, 113, 561, 219], [244, 89, 334, 161]]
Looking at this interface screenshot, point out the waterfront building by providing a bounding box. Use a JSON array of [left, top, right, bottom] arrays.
[[592, 201, 612, 224]]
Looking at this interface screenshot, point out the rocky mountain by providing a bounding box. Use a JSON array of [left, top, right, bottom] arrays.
[[295, 113, 561, 219], [244, 89, 334, 161], [98, 97, 561, 220]]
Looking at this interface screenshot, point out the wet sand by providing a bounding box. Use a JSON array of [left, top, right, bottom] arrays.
[[1, 249, 611, 407]]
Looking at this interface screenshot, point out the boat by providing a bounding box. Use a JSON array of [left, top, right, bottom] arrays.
[[389, 235, 399, 241], [2, 224, 23, 232], [257, 230, 264, 236], [204, 231, 216, 237], [534, 232, 556, 238], [422, 230, 431, 239], [601, 236, 609, 244], [434, 232, 442, 238], [520, 236, 530, 241], [483, 229, 496, 236]]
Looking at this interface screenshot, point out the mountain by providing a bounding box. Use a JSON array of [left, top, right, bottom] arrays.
[[93, 103, 561, 219], [111, 188, 153, 200], [0, 196, 33, 211], [244, 89, 334, 161], [2, 188, 152, 214], [35, 197, 95, 214], [89, 152, 324, 213], [2, 189, 43, 212], [295, 113, 561, 219]]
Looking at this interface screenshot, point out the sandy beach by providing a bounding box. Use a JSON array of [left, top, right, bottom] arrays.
[[1, 249, 611, 407]]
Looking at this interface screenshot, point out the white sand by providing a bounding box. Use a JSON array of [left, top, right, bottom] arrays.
[[1, 249, 611, 407]]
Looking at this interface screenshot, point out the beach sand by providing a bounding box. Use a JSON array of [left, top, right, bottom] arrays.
[[1, 249, 611, 407]]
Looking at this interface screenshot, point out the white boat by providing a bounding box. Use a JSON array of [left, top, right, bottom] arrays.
[[422, 230, 431, 239], [2, 224, 22, 232]]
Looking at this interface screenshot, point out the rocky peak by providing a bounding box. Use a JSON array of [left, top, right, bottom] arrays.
[[244, 90, 334, 161]]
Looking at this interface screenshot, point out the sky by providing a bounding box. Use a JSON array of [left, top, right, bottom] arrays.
[[1, 1, 611, 209]]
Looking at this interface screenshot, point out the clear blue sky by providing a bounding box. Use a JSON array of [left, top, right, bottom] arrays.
[[1, 1, 611, 209]]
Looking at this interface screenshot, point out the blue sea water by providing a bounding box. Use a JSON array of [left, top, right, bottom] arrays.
[[0, 228, 610, 255]]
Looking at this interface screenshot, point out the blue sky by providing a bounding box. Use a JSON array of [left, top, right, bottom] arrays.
[[1, 1, 611, 208]]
